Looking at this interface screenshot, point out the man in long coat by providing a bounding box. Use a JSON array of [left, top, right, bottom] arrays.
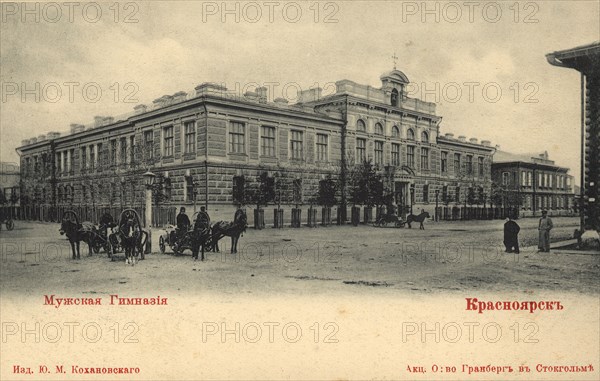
[[504, 216, 520, 253], [538, 210, 554, 252]]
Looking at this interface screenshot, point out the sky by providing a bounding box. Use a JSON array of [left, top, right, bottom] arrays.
[[1, 0, 599, 184]]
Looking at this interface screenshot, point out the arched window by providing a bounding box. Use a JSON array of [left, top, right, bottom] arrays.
[[421, 131, 429, 143], [356, 119, 366, 132], [392, 126, 400, 137], [375, 123, 384, 135], [391, 88, 399, 107], [407, 128, 415, 140]]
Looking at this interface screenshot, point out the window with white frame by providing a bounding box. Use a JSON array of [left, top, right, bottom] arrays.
[[316, 133, 328, 162], [229, 122, 245, 154], [356, 138, 366, 163], [407, 145, 415, 168], [290, 130, 304, 159], [261, 126, 276, 157], [392, 143, 400, 166], [184, 121, 196, 154], [374, 141, 384, 165], [420, 147, 429, 170], [163, 126, 174, 157], [356, 119, 366, 132]]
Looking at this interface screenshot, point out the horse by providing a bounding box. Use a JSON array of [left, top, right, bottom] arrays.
[[211, 209, 248, 254], [118, 210, 148, 265], [406, 211, 430, 230], [59, 211, 96, 259]]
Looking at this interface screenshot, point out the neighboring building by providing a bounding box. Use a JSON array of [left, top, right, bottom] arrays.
[[0, 162, 20, 205], [492, 150, 575, 217], [16, 68, 494, 221], [547, 41, 599, 230]]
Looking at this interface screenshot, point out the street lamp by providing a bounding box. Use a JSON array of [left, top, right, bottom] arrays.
[[410, 184, 415, 214], [435, 189, 439, 221], [142, 170, 155, 227]]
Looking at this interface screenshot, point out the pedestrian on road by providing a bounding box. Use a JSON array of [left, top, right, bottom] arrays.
[[503, 215, 520, 254], [538, 210, 553, 252]]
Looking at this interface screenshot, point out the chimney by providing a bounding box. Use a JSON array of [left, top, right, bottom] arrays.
[[274, 97, 289, 105], [162, 95, 174, 107], [458, 135, 466, 142], [298, 88, 323, 103], [173, 91, 187, 103], [244, 91, 259, 102], [481, 140, 491, 147], [71, 123, 85, 134], [29, 137, 38, 143], [103, 116, 114, 125], [93, 116, 104, 128], [21, 139, 30, 146], [469, 138, 478, 144], [444, 133, 454, 139], [37, 134, 46, 141], [47, 131, 61, 139], [194, 82, 228, 97], [134, 104, 147, 114], [152, 96, 164, 109], [256, 87, 268, 104]]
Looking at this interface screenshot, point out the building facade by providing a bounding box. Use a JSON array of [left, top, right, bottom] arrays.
[[0, 162, 20, 205], [16, 69, 494, 223], [547, 41, 600, 230], [492, 151, 575, 217]]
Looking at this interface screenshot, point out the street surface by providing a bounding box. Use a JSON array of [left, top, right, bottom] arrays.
[[1, 217, 597, 297]]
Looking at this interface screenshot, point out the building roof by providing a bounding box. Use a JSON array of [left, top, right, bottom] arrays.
[[493, 150, 569, 171], [546, 41, 600, 74]]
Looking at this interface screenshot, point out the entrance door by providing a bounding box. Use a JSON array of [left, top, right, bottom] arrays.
[[395, 181, 408, 216]]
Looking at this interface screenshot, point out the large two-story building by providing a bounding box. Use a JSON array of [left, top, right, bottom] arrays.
[[16, 68, 495, 223], [492, 150, 575, 217]]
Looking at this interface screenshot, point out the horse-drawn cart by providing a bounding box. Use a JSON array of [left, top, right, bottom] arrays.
[[0, 217, 14, 231], [159, 211, 212, 256], [108, 209, 148, 264], [373, 213, 406, 228]]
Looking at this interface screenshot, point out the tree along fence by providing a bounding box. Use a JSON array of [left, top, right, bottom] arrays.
[[2, 205, 176, 227]]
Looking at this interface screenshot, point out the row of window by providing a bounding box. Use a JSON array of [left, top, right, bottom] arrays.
[[356, 119, 430, 142], [440, 152, 485, 177], [501, 171, 571, 189], [355, 140, 430, 169], [521, 195, 571, 210], [229, 122, 330, 161], [419, 185, 485, 204]]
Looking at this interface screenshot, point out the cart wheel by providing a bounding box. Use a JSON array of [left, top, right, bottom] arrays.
[[92, 244, 100, 254], [395, 221, 401, 228], [159, 236, 166, 254], [6, 220, 14, 231]]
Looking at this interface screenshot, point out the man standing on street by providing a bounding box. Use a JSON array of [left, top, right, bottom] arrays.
[[538, 210, 554, 252], [504, 215, 520, 254]]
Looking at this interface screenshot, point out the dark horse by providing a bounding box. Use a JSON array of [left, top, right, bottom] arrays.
[[118, 209, 148, 265], [191, 210, 212, 261], [211, 209, 248, 254], [59, 211, 96, 259], [406, 211, 430, 230]]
